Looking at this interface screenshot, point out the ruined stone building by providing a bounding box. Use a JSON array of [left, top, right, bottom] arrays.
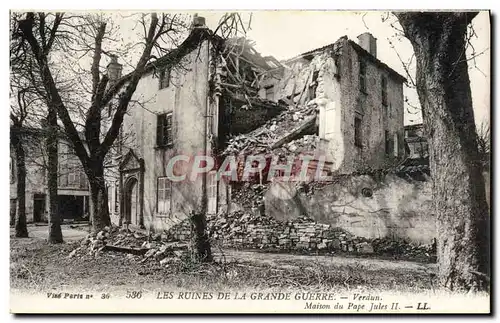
[[254, 32, 407, 173], [109, 16, 438, 246], [10, 128, 90, 224]]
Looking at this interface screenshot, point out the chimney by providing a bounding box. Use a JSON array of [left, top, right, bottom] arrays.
[[107, 54, 123, 83], [357, 32, 377, 58], [192, 13, 207, 29]]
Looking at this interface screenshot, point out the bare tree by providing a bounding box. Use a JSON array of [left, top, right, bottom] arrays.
[[394, 11, 489, 292], [11, 12, 64, 242], [10, 89, 30, 238], [13, 12, 194, 232]]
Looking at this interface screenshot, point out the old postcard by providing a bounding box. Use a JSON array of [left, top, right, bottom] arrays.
[[9, 9, 491, 314]]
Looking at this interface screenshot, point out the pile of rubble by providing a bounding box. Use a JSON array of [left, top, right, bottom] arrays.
[[223, 104, 317, 156], [205, 209, 365, 253], [68, 225, 190, 266], [204, 210, 435, 261], [230, 183, 267, 209], [280, 134, 320, 155], [67, 218, 435, 264]]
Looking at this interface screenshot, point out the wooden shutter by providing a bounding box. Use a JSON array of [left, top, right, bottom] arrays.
[[165, 113, 173, 146], [156, 114, 165, 146]]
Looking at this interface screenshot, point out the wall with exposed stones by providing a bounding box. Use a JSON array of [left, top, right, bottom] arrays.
[[164, 208, 434, 261], [264, 172, 434, 244], [164, 210, 377, 253]]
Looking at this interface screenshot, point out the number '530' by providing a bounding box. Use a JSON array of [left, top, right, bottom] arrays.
[[126, 291, 142, 299]]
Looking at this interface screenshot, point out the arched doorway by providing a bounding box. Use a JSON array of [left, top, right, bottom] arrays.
[[124, 177, 139, 226]]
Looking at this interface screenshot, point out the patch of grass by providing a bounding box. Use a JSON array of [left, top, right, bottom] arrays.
[[10, 236, 436, 294]]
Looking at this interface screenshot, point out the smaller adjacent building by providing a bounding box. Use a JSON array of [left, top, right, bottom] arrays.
[[404, 123, 429, 161], [10, 127, 90, 224]]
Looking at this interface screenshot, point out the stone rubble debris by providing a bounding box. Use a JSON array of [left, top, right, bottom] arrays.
[[223, 104, 317, 157], [69, 217, 435, 263], [166, 210, 436, 261], [69, 225, 190, 265]]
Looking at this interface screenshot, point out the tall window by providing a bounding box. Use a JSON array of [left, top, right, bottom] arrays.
[[393, 133, 399, 157], [381, 75, 388, 106], [359, 58, 367, 93], [159, 67, 170, 89], [354, 117, 362, 148], [156, 112, 173, 147], [309, 70, 319, 99], [207, 172, 217, 214], [157, 177, 172, 214]]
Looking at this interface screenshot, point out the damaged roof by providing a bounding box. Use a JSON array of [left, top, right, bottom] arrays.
[[224, 37, 283, 72], [281, 35, 407, 84]]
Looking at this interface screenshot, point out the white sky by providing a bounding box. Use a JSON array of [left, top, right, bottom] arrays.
[[199, 11, 490, 127]]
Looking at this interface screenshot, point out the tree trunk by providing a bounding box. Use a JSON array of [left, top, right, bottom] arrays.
[[395, 12, 489, 292], [46, 108, 63, 243], [190, 211, 213, 262], [13, 132, 28, 238], [88, 165, 111, 232]]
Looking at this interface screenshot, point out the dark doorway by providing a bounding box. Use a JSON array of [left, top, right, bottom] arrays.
[[58, 195, 86, 222], [124, 177, 139, 226], [33, 194, 46, 222]]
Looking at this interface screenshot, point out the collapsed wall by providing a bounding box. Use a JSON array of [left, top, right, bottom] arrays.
[[164, 207, 434, 262], [163, 169, 435, 262]]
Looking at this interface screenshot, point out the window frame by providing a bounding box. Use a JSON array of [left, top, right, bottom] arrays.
[[159, 67, 171, 90], [354, 117, 363, 148], [207, 171, 217, 214], [156, 112, 173, 148], [207, 172, 217, 199], [393, 133, 399, 157], [156, 177, 172, 215]]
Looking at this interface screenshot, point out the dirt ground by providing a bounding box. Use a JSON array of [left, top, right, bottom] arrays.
[[10, 225, 437, 295]]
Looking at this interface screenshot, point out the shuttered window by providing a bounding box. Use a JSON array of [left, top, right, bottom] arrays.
[[157, 177, 172, 214], [207, 172, 217, 214], [156, 113, 173, 147]]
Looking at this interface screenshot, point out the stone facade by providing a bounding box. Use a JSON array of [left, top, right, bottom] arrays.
[[115, 38, 217, 231]]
